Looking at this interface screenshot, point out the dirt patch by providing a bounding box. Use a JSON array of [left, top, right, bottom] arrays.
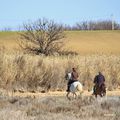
[[2, 90, 120, 98]]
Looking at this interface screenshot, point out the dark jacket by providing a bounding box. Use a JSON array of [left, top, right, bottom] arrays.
[[94, 74, 105, 86]]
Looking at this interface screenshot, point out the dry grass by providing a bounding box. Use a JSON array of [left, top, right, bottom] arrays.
[[0, 94, 120, 120], [0, 49, 120, 92]]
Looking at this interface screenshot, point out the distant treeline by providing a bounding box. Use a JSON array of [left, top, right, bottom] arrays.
[[63, 20, 120, 30], [1, 20, 120, 31]]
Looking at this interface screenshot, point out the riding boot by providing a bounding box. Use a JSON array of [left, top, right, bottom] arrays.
[[92, 85, 96, 95], [66, 85, 70, 92]]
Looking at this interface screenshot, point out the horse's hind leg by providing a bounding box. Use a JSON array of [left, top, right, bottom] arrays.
[[100, 94, 103, 97], [66, 92, 71, 100], [95, 94, 97, 98], [73, 92, 77, 99]]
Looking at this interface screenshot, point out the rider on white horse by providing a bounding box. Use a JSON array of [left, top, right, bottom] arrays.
[[66, 68, 79, 92]]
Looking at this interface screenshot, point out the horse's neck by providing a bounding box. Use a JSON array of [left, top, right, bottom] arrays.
[[68, 72, 72, 79]]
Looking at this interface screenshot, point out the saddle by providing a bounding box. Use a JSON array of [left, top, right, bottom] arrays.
[[67, 80, 79, 92]]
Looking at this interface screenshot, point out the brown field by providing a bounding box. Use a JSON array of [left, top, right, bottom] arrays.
[[0, 32, 18, 50], [65, 31, 120, 54], [0, 31, 120, 54]]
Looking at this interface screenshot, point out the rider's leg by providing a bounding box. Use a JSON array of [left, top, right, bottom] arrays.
[[66, 81, 71, 92], [66, 85, 69, 92], [92, 85, 96, 95]]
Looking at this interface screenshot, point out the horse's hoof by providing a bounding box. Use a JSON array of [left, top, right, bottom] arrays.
[[67, 98, 71, 100]]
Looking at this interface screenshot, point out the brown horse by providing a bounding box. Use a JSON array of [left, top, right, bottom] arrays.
[[94, 84, 106, 98]]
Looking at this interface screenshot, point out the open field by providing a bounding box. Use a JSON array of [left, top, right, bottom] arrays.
[[0, 31, 120, 54], [0, 32, 18, 51], [0, 90, 120, 120], [65, 30, 120, 54]]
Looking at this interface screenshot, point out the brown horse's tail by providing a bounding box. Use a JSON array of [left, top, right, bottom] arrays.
[[101, 84, 106, 93]]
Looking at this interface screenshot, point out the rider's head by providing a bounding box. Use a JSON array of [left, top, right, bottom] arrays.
[[98, 72, 102, 75], [72, 67, 76, 72]]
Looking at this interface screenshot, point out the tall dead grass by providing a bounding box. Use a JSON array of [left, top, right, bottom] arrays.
[[0, 49, 120, 92]]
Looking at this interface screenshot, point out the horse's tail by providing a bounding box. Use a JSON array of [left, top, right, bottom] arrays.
[[101, 83, 106, 94], [76, 84, 83, 92]]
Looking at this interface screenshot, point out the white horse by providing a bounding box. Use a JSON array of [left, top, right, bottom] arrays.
[[65, 72, 83, 99]]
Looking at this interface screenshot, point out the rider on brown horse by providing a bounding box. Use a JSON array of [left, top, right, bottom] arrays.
[[93, 72, 106, 95]]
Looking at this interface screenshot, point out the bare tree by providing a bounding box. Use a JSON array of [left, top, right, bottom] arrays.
[[19, 18, 65, 56], [74, 20, 120, 30], [2, 27, 12, 31]]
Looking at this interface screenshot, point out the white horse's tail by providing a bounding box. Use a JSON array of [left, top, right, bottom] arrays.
[[76, 84, 83, 91]]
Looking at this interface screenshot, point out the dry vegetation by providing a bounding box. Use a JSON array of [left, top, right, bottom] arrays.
[[0, 31, 120, 120], [0, 49, 120, 92], [0, 31, 120, 91], [0, 93, 120, 120]]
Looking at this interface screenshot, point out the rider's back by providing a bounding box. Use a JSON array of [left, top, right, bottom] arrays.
[[72, 71, 79, 80]]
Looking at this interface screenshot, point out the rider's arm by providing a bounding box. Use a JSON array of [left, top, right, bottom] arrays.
[[94, 76, 97, 83], [77, 72, 79, 78], [103, 76, 105, 82]]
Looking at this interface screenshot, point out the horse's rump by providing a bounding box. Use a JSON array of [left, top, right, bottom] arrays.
[[66, 81, 83, 99], [101, 83, 106, 94], [70, 81, 83, 92], [95, 83, 106, 96]]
